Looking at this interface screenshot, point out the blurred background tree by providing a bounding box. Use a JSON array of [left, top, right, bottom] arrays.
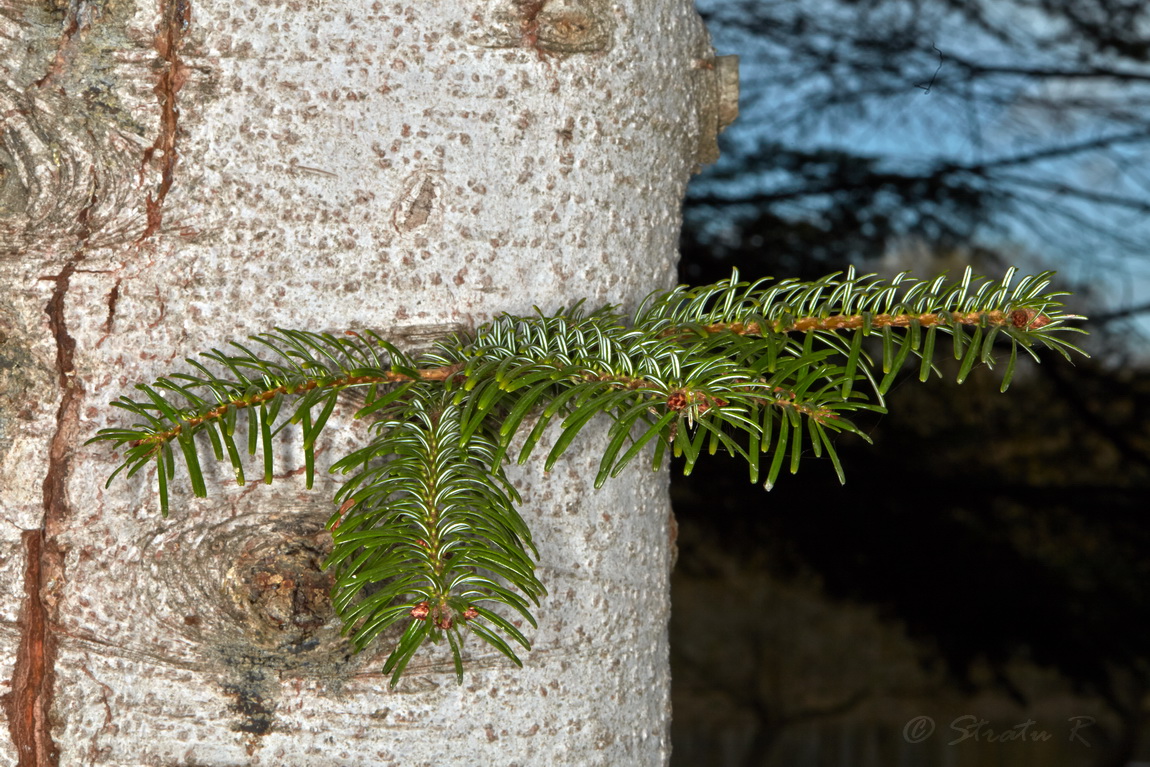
[[670, 1, 1150, 765]]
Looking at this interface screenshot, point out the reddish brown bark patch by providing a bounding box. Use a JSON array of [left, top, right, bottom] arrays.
[[138, 0, 192, 243], [1, 531, 60, 767]]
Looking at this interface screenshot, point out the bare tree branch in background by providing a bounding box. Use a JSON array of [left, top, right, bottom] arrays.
[[688, 0, 1150, 295]]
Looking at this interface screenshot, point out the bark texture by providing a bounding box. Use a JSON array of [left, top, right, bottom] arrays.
[[1, 0, 724, 763]]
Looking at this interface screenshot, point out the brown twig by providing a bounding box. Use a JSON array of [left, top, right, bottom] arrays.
[[699, 308, 1050, 336]]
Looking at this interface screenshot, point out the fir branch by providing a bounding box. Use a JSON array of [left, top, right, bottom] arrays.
[[327, 392, 544, 684], [88, 268, 1086, 683], [128, 364, 462, 450]]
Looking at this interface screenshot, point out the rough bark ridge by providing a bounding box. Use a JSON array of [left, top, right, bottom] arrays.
[[139, 0, 191, 243], [3, 153, 98, 766], [1, 0, 725, 763]]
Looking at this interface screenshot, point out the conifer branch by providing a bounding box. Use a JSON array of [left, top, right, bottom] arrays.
[[128, 364, 463, 449], [88, 268, 1086, 683]]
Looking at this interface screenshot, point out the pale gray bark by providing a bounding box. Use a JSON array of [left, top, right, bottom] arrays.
[[1, 0, 731, 764]]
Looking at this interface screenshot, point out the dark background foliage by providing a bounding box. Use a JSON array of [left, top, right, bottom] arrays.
[[670, 1, 1150, 765]]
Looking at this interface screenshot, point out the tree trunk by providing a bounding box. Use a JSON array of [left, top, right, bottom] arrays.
[[0, 0, 732, 763]]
